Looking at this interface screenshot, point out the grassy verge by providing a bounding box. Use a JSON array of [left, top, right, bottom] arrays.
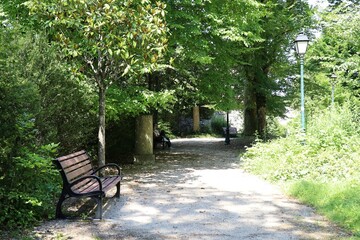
[[241, 106, 360, 238], [242, 138, 360, 238], [288, 180, 360, 238]]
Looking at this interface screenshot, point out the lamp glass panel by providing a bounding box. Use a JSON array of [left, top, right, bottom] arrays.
[[296, 41, 308, 55]]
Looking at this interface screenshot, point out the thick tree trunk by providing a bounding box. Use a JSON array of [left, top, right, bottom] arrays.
[[243, 64, 269, 137], [256, 93, 267, 138], [193, 105, 200, 132], [257, 66, 269, 138], [243, 79, 258, 136], [243, 105, 258, 136], [134, 114, 155, 164], [98, 86, 106, 167]]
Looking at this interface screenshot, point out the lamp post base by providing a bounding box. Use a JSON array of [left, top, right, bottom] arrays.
[[225, 128, 230, 145], [225, 111, 230, 145]]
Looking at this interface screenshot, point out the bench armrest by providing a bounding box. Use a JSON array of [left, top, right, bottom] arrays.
[[92, 163, 121, 177], [69, 175, 103, 192]]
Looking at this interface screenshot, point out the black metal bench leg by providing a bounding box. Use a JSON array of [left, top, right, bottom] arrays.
[[55, 189, 67, 219], [115, 182, 121, 198], [95, 197, 103, 219]]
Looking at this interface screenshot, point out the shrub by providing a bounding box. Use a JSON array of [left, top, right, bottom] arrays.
[[242, 105, 360, 183], [0, 117, 60, 230], [0, 40, 61, 230], [210, 115, 227, 135]]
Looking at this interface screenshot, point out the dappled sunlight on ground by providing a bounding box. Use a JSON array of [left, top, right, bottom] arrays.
[[32, 138, 351, 239]]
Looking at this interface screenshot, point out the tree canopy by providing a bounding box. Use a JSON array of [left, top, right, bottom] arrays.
[[163, 0, 264, 111], [22, 0, 168, 165]]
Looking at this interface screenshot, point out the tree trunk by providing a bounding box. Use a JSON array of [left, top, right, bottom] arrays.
[[98, 86, 106, 167], [243, 78, 258, 136], [134, 114, 155, 164], [243, 105, 258, 136], [243, 64, 269, 137], [256, 93, 267, 138], [257, 66, 270, 138], [193, 105, 200, 132]]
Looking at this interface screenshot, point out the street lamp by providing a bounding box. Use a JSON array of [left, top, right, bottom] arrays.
[[295, 32, 310, 133], [329, 73, 337, 107], [225, 111, 230, 145]]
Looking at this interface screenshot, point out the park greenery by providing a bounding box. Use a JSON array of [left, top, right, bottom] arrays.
[[242, 1, 360, 237], [0, 0, 359, 237]]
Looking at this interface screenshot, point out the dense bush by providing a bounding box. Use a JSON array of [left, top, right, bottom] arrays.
[[0, 30, 59, 231], [0, 28, 97, 231], [0, 143, 59, 230], [241, 104, 360, 235], [210, 115, 227, 135], [242, 104, 360, 182], [0, 73, 59, 230]]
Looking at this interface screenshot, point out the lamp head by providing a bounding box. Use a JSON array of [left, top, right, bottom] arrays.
[[295, 33, 309, 55], [330, 72, 337, 84], [330, 73, 337, 79]]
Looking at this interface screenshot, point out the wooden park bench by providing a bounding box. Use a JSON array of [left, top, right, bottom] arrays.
[[53, 150, 122, 219]]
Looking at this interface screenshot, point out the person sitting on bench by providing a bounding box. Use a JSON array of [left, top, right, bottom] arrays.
[[154, 125, 171, 148]]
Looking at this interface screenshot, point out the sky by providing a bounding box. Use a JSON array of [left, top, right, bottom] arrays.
[[308, 0, 329, 9]]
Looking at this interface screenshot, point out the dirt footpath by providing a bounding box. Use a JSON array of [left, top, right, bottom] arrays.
[[32, 138, 351, 239]]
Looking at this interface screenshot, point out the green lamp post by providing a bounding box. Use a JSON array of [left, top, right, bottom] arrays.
[[295, 32, 310, 133], [330, 73, 337, 107], [225, 111, 230, 145]]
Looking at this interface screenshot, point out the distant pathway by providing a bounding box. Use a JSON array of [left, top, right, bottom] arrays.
[[33, 138, 350, 239]]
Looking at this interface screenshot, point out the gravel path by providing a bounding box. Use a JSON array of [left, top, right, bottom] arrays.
[[32, 138, 351, 239]]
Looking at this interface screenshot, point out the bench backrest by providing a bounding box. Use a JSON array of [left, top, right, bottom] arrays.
[[54, 150, 94, 184]]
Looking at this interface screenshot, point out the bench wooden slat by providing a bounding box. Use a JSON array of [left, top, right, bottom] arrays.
[[57, 150, 86, 161], [71, 176, 122, 194], [63, 160, 93, 176], [57, 151, 94, 182], [102, 176, 122, 191], [59, 153, 90, 169], [72, 179, 100, 194], [66, 165, 93, 182], [71, 178, 93, 192]]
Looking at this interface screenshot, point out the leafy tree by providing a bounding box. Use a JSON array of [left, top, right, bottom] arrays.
[[23, 0, 168, 165], [241, 0, 314, 137], [305, 1, 360, 111], [0, 5, 105, 227], [160, 0, 264, 119]]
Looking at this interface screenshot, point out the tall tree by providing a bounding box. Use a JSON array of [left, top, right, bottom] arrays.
[[242, 0, 314, 136], [163, 0, 263, 112], [22, 0, 168, 165]]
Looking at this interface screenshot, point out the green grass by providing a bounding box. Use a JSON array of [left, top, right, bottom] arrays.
[[288, 180, 360, 238], [242, 137, 360, 238]]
